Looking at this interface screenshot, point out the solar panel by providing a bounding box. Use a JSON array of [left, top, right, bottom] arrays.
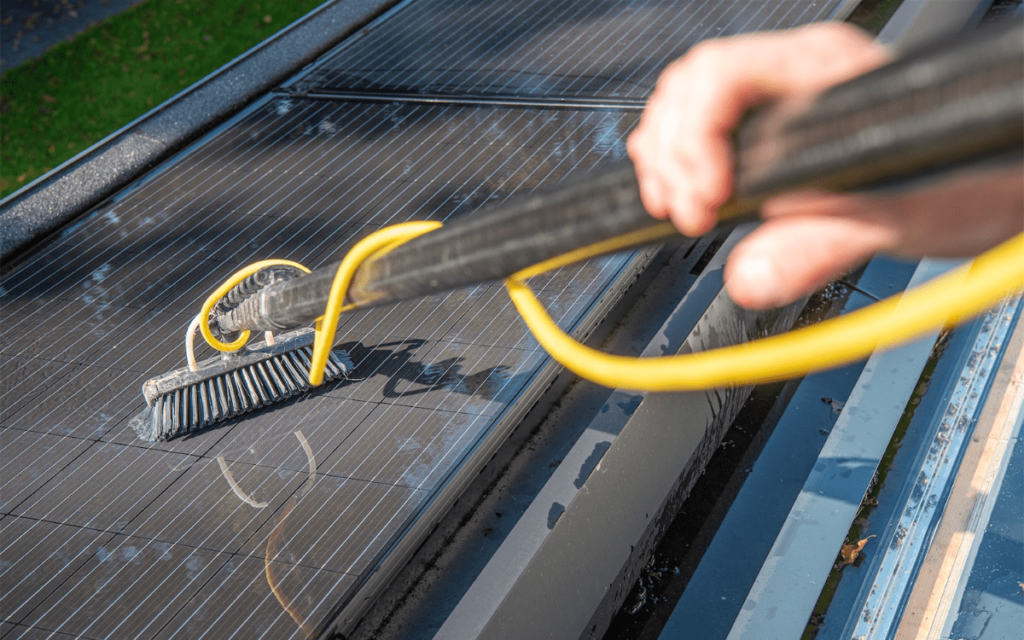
[[291, 0, 842, 100], [1, 1, 848, 637], [1, 99, 640, 639]]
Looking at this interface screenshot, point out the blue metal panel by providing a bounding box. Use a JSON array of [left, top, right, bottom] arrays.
[[724, 259, 959, 640], [658, 257, 919, 640], [842, 296, 1022, 639], [946, 427, 1024, 639]]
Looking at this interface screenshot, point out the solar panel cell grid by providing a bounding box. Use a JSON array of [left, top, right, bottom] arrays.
[[125, 460, 310, 553], [0, 518, 116, 626], [153, 556, 355, 639], [293, 0, 842, 99], [319, 406, 492, 489], [204, 396, 375, 472], [0, 100, 638, 638], [0, 432, 93, 515], [0, 1, 846, 636], [8, 443, 195, 530], [5, 365, 145, 439], [21, 535, 228, 639]]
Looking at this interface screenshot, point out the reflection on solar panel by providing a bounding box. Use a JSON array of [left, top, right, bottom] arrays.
[[292, 0, 841, 100], [1, 0, 845, 638]]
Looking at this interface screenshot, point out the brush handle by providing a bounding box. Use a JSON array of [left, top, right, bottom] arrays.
[[217, 19, 1023, 334]]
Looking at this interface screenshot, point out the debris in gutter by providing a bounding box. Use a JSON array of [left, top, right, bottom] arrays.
[[840, 535, 876, 565]]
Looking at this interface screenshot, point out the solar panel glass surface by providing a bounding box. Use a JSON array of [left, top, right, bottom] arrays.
[[0, 0, 845, 637]]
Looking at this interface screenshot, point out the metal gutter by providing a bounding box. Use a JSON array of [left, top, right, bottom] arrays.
[[723, 258, 961, 640], [476, 252, 808, 640], [832, 297, 1024, 640], [840, 295, 1022, 639], [656, 256, 920, 640], [434, 227, 755, 640], [905, 320, 1023, 639], [812, 294, 1022, 640], [0, 0, 404, 262]]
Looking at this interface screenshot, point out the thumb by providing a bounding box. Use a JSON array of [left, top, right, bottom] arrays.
[[724, 215, 894, 309]]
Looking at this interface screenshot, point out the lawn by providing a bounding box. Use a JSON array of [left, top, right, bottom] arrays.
[[0, 0, 323, 198]]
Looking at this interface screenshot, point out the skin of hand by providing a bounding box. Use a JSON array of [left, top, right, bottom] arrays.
[[627, 22, 1024, 309]]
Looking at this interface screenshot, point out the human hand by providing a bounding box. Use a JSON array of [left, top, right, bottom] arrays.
[[627, 23, 1023, 309]]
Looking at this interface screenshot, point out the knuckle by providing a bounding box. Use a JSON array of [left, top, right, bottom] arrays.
[[686, 40, 725, 66], [626, 133, 643, 158]]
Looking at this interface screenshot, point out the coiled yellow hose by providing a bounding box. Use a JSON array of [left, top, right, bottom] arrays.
[[199, 226, 1024, 392]]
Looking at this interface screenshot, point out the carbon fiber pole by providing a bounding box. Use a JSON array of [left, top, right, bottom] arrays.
[[217, 18, 1022, 335]]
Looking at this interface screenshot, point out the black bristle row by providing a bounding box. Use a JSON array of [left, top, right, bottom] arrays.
[[130, 346, 353, 442]]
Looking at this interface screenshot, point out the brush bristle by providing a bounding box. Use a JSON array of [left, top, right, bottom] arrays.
[[129, 345, 353, 442]]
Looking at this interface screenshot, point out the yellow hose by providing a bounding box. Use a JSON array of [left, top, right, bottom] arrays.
[[198, 226, 1024, 392], [306, 221, 441, 385], [199, 260, 310, 352]]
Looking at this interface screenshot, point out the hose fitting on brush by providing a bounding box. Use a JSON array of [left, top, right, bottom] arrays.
[[212, 265, 306, 337]]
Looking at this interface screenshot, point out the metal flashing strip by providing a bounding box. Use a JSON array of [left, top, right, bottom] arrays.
[[435, 226, 753, 640], [724, 258, 961, 640], [293, 90, 648, 111], [0, 0, 404, 262], [841, 295, 1023, 640], [658, 256, 921, 640]]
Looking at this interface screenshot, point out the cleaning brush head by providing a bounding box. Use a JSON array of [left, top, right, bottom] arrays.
[[129, 328, 352, 442]]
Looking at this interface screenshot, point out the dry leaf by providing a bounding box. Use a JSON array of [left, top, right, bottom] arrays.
[[840, 535, 876, 564]]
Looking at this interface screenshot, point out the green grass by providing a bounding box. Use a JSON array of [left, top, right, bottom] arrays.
[[0, 0, 324, 198]]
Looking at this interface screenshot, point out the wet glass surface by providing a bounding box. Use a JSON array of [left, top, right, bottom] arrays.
[[0, 0, 844, 637], [0, 99, 637, 639], [292, 0, 844, 100]]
